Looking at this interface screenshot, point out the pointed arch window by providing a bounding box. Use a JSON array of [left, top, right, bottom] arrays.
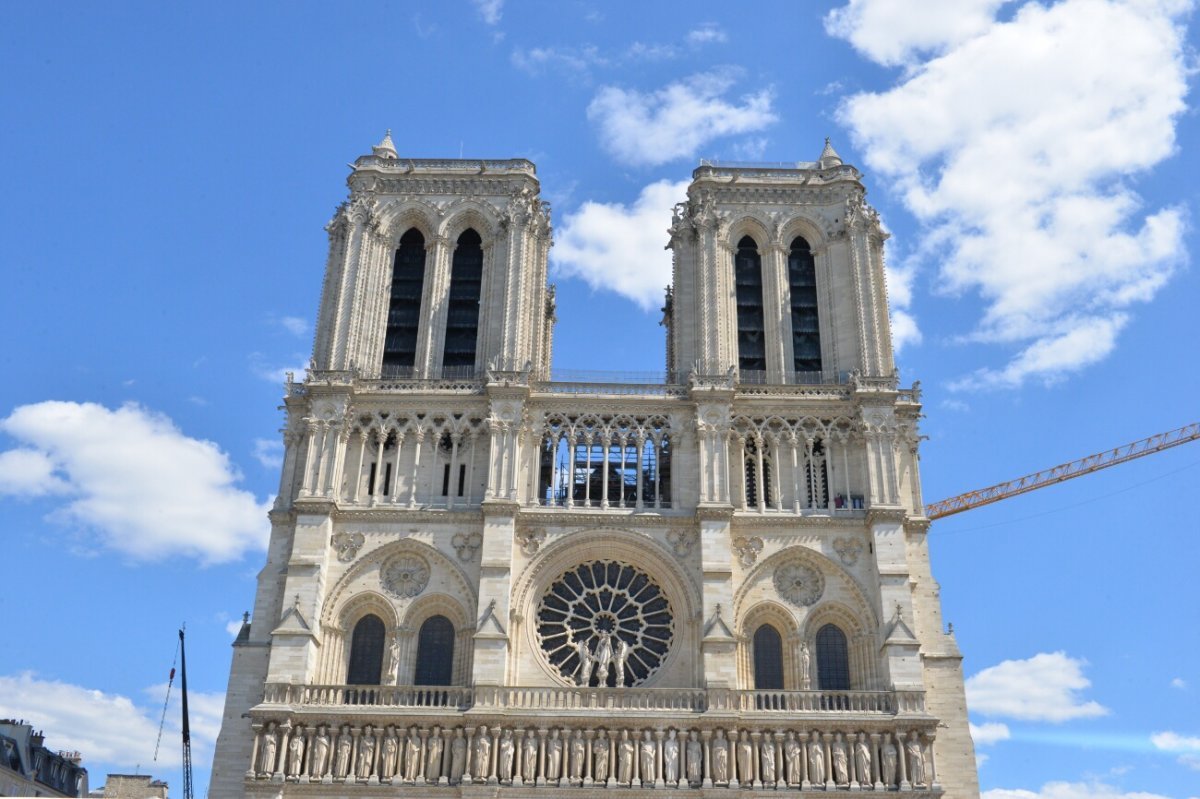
[[752, 624, 785, 690], [413, 614, 456, 686], [442, 229, 483, 375], [382, 228, 427, 377], [815, 623, 851, 690], [734, 235, 766, 376], [346, 614, 386, 685], [788, 236, 822, 376]]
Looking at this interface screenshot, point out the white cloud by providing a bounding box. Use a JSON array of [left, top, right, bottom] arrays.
[[971, 721, 1012, 745], [825, 0, 1013, 66], [982, 782, 1179, 799], [0, 401, 270, 563], [1152, 731, 1200, 770], [252, 438, 284, 469], [831, 0, 1191, 388], [472, 0, 503, 25], [0, 448, 70, 496], [552, 179, 690, 310], [0, 672, 223, 772], [250, 352, 307, 384], [976, 752, 990, 768], [278, 316, 308, 337], [226, 619, 244, 637], [687, 23, 728, 45], [588, 70, 776, 167], [966, 651, 1108, 722], [511, 45, 607, 76], [1171, 677, 1188, 690]]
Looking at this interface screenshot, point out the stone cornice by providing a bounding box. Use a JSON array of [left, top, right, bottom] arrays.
[[517, 510, 696, 529], [866, 507, 908, 526]]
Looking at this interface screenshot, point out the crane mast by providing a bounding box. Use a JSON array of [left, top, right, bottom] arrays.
[[179, 627, 193, 799], [925, 422, 1200, 520]]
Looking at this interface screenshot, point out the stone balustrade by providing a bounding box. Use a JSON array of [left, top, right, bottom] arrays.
[[245, 718, 939, 792], [260, 684, 924, 717]]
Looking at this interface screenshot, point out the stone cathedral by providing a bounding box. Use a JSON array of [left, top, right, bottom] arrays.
[[209, 133, 981, 798]]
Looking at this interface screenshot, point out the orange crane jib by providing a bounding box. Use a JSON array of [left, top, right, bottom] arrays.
[[924, 423, 1200, 520]]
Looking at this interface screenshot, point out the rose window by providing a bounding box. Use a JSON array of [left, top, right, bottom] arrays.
[[381, 555, 430, 599], [773, 560, 824, 607], [536, 560, 674, 687]]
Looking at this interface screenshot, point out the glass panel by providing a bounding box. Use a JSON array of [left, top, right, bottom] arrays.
[[753, 624, 785, 689], [816, 623, 851, 690], [346, 614, 385, 685], [414, 615, 455, 686]]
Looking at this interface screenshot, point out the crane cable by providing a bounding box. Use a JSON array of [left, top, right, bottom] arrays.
[[152, 636, 180, 763]]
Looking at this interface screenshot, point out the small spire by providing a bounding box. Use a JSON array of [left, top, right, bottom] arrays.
[[372, 129, 398, 160], [819, 136, 843, 168]]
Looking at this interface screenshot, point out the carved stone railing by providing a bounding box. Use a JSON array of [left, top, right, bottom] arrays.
[[261, 684, 922, 717]]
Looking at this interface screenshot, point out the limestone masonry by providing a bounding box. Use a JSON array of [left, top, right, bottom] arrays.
[[209, 133, 981, 798]]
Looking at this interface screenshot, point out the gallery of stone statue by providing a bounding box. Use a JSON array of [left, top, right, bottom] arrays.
[[209, 134, 981, 798]]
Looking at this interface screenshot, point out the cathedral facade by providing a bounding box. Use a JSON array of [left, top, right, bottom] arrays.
[[209, 134, 980, 798]]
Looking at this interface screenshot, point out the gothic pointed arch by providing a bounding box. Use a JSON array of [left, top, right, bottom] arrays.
[[734, 235, 766, 376], [442, 228, 484, 374], [789, 235, 822, 375], [346, 613, 386, 685], [382, 227, 427, 376]]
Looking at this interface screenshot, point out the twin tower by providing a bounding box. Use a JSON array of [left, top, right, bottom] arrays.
[[209, 134, 980, 798]]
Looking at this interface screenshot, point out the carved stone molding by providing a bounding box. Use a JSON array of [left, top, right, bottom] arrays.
[[332, 532, 366, 563], [381, 555, 431, 599], [773, 561, 825, 607], [515, 528, 546, 556], [833, 538, 863, 567], [666, 528, 697, 558], [451, 532, 483, 561], [732, 537, 763, 568]]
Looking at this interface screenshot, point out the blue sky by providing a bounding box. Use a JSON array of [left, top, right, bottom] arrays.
[[1, 2, 1197, 798]]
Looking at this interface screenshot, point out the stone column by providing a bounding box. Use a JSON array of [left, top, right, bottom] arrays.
[[701, 730, 713, 788], [897, 731, 910, 790], [654, 729, 665, 788], [246, 723, 262, 778], [536, 728, 548, 786], [798, 732, 810, 789]]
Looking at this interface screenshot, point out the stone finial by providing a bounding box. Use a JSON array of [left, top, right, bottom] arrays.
[[818, 137, 843, 168], [372, 129, 399, 160]]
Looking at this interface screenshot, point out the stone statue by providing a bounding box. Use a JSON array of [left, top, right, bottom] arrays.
[[426, 727, 444, 782], [854, 735, 872, 786], [799, 642, 812, 689], [617, 730, 635, 784], [808, 738, 824, 785], [761, 735, 776, 784], [385, 631, 401, 684], [906, 733, 926, 786], [570, 730, 586, 782], [355, 725, 375, 780], [379, 728, 398, 780], [450, 729, 466, 783], [832, 734, 849, 786], [614, 639, 631, 686], [286, 728, 304, 778], [308, 725, 330, 779], [685, 731, 702, 784], [784, 732, 801, 785], [592, 732, 610, 783], [575, 637, 593, 686], [498, 729, 515, 782], [258, 722, 278, 776], [736, 730, 753, 784], [663, 729, 680, 784], [712, 730, 729, 783], [522, 730, 539, 782], [404, 727, 421, 782], [546, 728, 563, 781], [640, 730, 656, 784], [473, 726, 491, 781], [881, 735, 898, 786], [333, 726, 353, 779], [595, 632, 614, 685]]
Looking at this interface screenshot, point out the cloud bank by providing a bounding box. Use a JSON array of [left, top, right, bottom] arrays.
[[828, 0, 1192, 388]]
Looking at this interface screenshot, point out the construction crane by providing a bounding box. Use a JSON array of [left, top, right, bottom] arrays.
[[925, 422, 1200, 520]]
